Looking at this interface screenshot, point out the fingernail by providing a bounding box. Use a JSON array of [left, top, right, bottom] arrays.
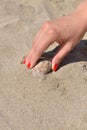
[[53, 64, 58, 71], [22, 59, 26, 64], [27, 62, 31, 69]]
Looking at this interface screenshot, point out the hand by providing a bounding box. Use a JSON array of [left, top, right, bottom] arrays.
[[23, 12, 86, 71]]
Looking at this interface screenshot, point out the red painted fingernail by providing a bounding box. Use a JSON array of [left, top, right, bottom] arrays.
[[27, 62, 31, 69], [53, 64, 58, 71], [22, 59, 26, 64]]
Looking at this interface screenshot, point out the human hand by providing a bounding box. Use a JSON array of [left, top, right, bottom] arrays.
[[23, 12, 87, 71]]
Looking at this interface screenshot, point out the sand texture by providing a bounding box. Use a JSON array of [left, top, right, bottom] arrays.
[[0, 0, 87, 130]]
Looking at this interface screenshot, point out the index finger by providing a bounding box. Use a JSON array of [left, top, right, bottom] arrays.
[[26, 29, 56, 68]]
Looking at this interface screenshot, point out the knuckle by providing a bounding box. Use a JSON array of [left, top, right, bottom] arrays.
[[47, 28, 56, 35], [42, 21, 51, 30]]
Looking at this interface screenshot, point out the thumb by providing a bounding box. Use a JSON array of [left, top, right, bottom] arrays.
[[52, 42, 73, 71]]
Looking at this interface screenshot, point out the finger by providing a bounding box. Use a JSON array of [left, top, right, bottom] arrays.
[[32, 29, 42, 47], [26, 31, 56, 68], [32, 22, 50, 47], [26, 28, 46, 68], [52, 41, 73, 71], [32, 21, 54, 48]]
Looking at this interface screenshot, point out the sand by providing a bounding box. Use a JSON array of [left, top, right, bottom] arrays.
[[0, 0, 87, 130]]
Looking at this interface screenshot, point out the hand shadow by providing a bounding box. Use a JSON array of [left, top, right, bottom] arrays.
[[42, 40, 87, 70]]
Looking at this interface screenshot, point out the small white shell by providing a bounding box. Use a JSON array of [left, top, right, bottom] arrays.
[[31, 60, 52, 79]]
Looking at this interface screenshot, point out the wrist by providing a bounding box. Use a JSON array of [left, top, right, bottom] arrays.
[[74, 0, 87, 31]]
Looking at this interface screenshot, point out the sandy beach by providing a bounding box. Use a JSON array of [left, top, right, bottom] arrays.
[[0, 0, 87, 129]]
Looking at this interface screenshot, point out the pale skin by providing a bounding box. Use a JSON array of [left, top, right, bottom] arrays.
[[23, 0, 87, 71]]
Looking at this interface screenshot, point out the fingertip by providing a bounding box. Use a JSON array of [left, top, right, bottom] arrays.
[[27, 62, 31, 69], [52, 63, 59, 72], [22, 59, 26, 64]]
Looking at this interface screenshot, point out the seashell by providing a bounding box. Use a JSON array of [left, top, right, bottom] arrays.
[[31, 60, 52, 79]]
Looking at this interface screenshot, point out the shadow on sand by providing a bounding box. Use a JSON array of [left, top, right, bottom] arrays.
[[42, 40, 87, 69]]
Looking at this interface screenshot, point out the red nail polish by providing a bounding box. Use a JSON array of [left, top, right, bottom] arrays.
[[22, 59, 26, 64], [27, 62, 31, 69], [53, 64, 58, 71]]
